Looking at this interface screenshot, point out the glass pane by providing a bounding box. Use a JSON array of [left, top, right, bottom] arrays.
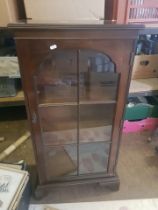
[[79, 50, 119, 102], [79, 142, 110, 174], [80, 104, 115, 143], [35, 50, 77, 105], [39, 106, 77, 146], [44, 145, 77, 181], [78, 50, 116, 175]]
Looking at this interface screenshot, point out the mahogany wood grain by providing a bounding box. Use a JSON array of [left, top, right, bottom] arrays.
[[10, 23, 140, 192]]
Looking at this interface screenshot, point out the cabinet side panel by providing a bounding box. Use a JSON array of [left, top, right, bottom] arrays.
[[15, 39, 47, 184]]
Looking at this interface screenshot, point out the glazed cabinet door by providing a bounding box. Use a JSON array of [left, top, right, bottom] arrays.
[[16, 38, 128, 184], [16, 40, 78, 183], [35, 49, 78, 181], [78, 50, 119, 175]]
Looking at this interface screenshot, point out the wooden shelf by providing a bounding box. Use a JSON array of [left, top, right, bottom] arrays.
[[43, 125, 112, 146], [79, 100, 116, 105], [0, 90, 25, 106], [129, 78, 158, 96], [39, 100, 116, 108], [39, 102, 77, 108], [37, 84, 117, 106]]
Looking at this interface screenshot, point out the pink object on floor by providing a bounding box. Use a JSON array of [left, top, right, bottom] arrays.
[[123, 118, 158, 133]]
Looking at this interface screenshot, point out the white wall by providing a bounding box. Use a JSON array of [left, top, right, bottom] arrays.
[[24, 0, 105, 23]]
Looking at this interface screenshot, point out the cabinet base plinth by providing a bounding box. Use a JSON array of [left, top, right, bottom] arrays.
[[34, 175, 120, 200]]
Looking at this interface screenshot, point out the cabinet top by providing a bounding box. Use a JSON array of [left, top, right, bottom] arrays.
[[8, 21, 145, 40], [9, 21, 158, 39], [8, 21, 144, 30]]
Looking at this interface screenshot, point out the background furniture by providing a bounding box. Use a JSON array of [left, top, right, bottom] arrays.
[[105, 0, 158, 24], [0, 29, 24, 107], [125, 29, 158, 134]]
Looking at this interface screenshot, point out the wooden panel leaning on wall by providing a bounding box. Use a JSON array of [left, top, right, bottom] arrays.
[[0, 0, 26, 27]]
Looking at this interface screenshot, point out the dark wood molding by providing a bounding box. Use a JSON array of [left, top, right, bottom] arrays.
[[35, 174, 120, 199]]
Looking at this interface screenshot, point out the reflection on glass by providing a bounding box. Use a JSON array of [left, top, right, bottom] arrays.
[[45, 145, 77, 181], [80, 104, 114, 142], [79, 50, 118, 102], [39, 106, 77, 145], [79, 142, 110, 174], [35, 50, 77, 104], [34, 49, 118, 180]]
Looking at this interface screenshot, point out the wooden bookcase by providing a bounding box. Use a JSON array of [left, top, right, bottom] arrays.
[[9, 23, 141, 197]]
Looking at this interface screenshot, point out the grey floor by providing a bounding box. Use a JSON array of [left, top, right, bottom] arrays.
[[0, 111, 158, 204]]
